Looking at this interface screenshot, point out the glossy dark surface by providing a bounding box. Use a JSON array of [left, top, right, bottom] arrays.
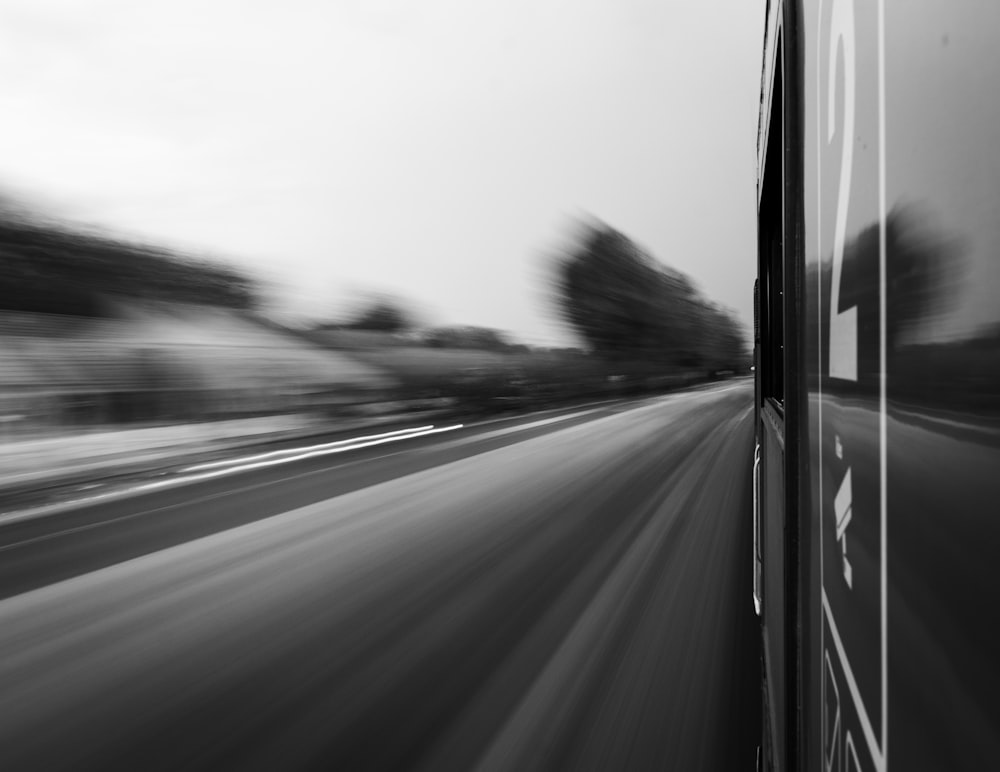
[[799, 1, 1000, 769]]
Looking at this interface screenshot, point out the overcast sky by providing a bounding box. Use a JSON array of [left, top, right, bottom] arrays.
[[0, 0, 765, 346]]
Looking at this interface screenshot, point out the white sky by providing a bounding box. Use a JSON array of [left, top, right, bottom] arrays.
[[0, 0, 765, 346]]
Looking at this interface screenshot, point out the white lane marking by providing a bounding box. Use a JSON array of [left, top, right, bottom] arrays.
[[0, 399, 668, 542], [183, 426, 436, 472], [0, 443, 427, 547], [0, 425, 462, 527], [112, 424, 465, 493], [410, 409, 601, 454], [466, 398, 622, 429], [0, 404, 625, 528], [0, 382, 747, 528], [467, 410, 600, 439]]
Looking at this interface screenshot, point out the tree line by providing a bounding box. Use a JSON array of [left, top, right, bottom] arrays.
[[0, 202, 256, 316]]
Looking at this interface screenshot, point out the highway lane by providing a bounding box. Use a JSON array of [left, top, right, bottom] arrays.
[[0, 398, 670, 599], [0, 380, 760, 770], [0, 395, 683, 598]]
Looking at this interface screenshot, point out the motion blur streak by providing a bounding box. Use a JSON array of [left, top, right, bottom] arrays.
[[116, 424, 467, 497], [184, 426, 439, 472], [168, 424, 463, 478], [0, 382, 759, 770]]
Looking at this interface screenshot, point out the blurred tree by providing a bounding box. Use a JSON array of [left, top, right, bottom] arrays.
[[550, 218, 743, 369], [804, 202, 967, 388], [425, 325, 511, 350], [698, 304, 749, 371], [0, 200, 258, 314], [552, 221, 665, 361], [884, 203, 966, 351], [346, 298, 414, 332]]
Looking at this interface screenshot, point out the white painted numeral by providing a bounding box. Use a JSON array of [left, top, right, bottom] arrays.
[[828, 0, 858, 382]]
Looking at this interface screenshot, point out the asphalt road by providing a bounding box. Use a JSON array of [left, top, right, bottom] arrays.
[[0, 380, 760, 771]]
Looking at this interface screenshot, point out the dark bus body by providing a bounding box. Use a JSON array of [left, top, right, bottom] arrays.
[[754, 1, 1000, 769]]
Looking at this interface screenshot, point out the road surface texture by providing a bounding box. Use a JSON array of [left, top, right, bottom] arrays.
[[0, 381, 760, 771]]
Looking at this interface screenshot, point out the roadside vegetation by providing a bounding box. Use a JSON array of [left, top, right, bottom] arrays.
[[0, 202, 750, 432]]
